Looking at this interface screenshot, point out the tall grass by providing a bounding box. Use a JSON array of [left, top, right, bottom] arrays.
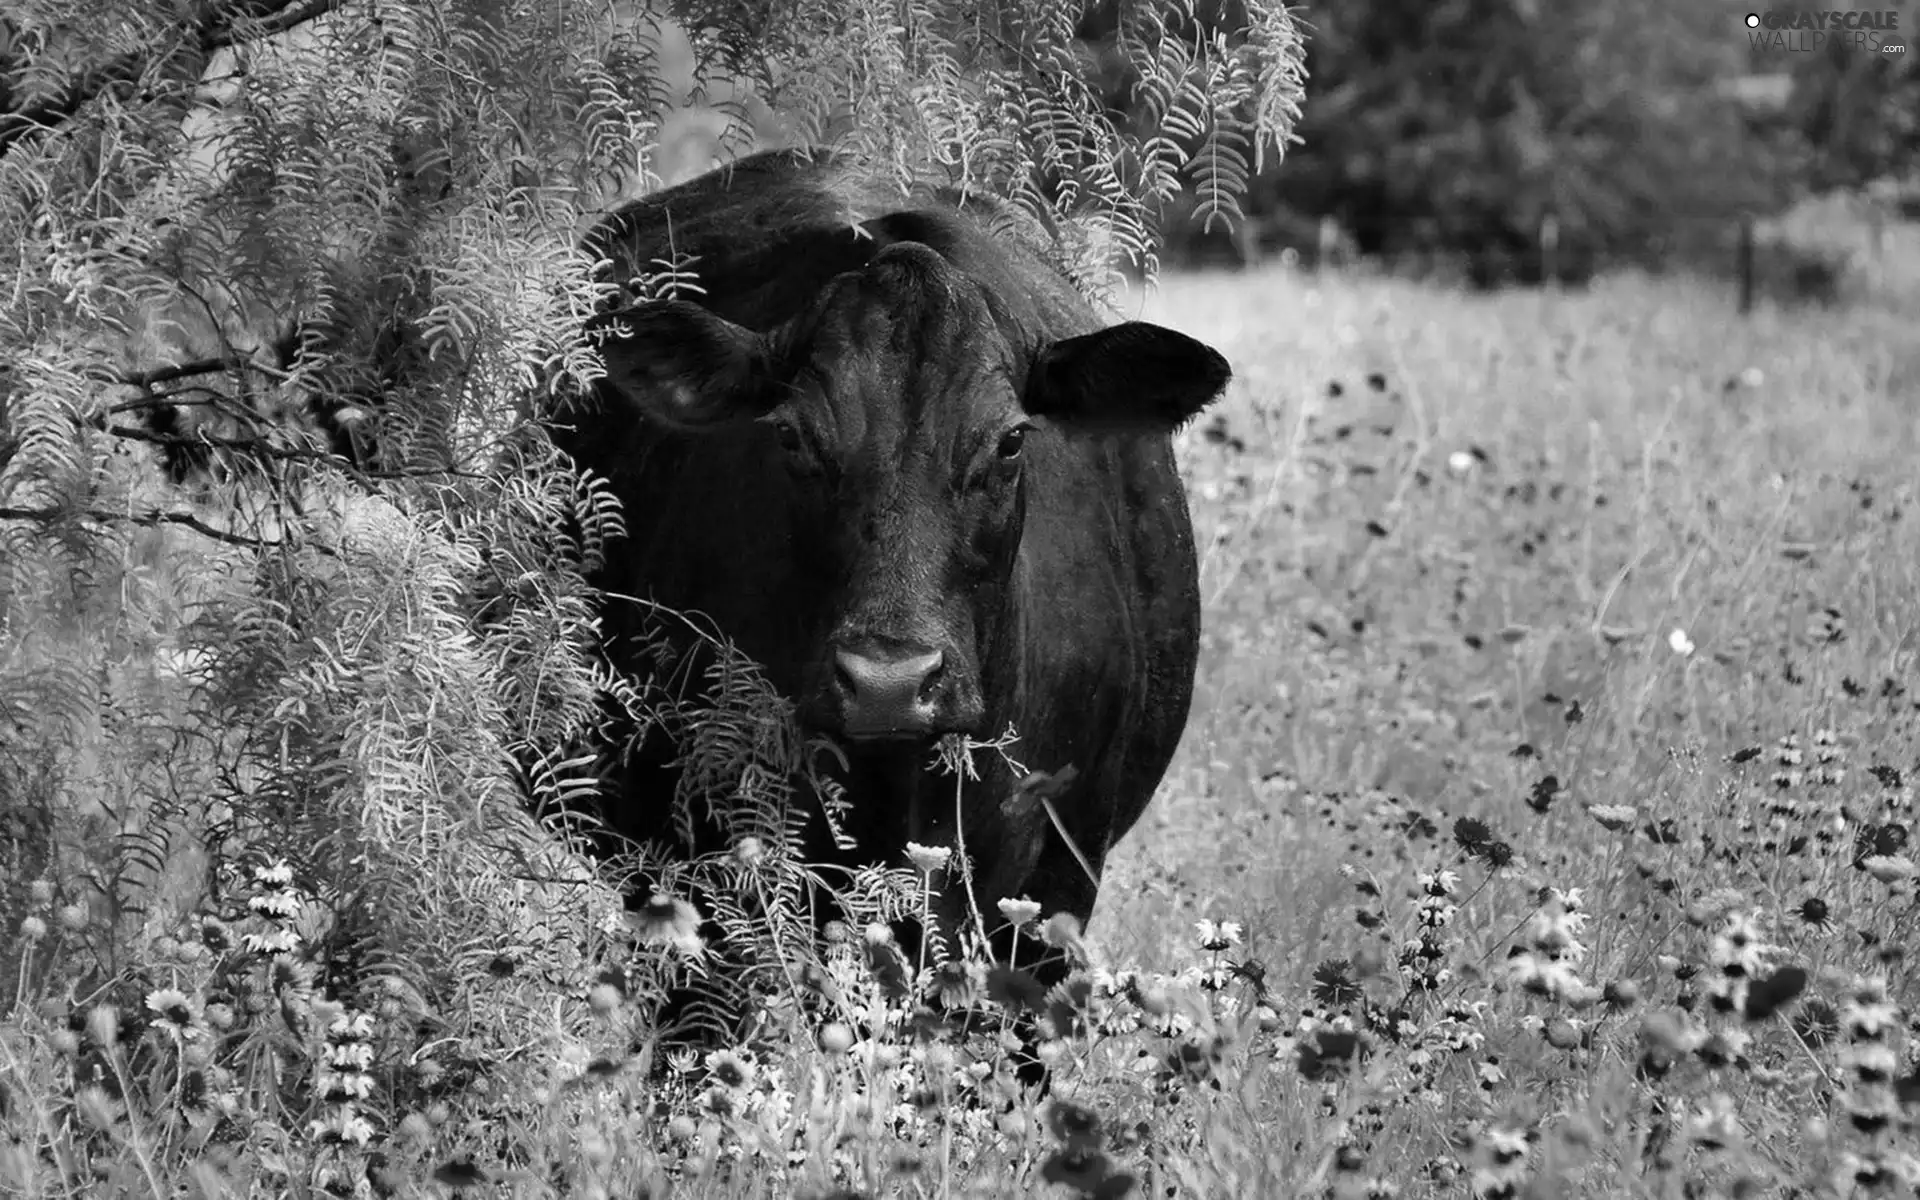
[[5, 257, 1918, 1196]]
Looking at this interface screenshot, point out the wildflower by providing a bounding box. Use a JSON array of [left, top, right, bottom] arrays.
[[1447, 450, 1474, 474], [626, 893, 703, 954], [396, 1112, 433, 1143], [1167, 1030, 1227, 1081], [19, 915, 47, 942], [904, 842, 951, 873], [1587, 804, 1637, 832], [587, 982, 621, 1016], [1741, 965, 1807, 1021], [199, 916, 233, 952], [145, 989, 205, 1040], [1451, 816, 1494, 855], [328, 1039, 375, 1073], [1468, 1125, 1532, 1198], [1861, 854, 1915, 884], [1837, 1151, 1920, 1192], [997, 896, 1042, 928], [733, 835, 766, 867], [929, 959, 982, 1008], [1041, 912, 1088, 962], [1795, 897, 1831, 929], [1668, 628, 1695, 657], [1709, 911, 1771, 979], [1040, 1147, 1113, 1192], [28, 879, 53, 906], [247, 890, 299, 917], [818, 1023, 854, 1054], [317, 1067, 376, 1102], [1519, 899, 1588, 958], [1045, 1097, 1103, 1147], [86, 1004, 119, 1047], [1684, 1093, 1743, 1152], [1296, 1022, 1369, 1081], [56, 903, 87, 932], [1195, 918, 1243, 951], [1603, 980, 1641, 1011], [309, 1107, 375, 1146], [665, 1047, 699, 1075], [1311, 959, 1363, 1008], [705, 1048, 755, 1090], [1841, 978, 1900, 1039], [253, 860, 294, 887], [242, 928, 301, 955], [1694, 1027, 1750, 1068]]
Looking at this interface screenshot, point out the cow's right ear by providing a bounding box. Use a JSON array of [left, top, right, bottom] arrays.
[[586, 302, 776, 430]]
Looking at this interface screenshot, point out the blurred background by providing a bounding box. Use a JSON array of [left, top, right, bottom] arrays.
[[1130, 0, 1918, 303]]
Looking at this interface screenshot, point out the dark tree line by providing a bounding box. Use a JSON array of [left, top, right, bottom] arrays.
[[1082, 0, 1918, 281]]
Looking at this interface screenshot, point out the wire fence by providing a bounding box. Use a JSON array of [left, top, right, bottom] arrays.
[[1164, 196, 1920, 312]]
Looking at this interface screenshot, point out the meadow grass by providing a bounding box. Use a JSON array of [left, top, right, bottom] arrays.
[[5, 259, 1919, 1197]]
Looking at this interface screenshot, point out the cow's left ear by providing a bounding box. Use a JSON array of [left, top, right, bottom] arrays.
[[1024, 322, 1231, 432], [586, 301, 778, 430]]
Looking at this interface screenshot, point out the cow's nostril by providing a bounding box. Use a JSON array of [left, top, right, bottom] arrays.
[[916, 652, 946, 702]]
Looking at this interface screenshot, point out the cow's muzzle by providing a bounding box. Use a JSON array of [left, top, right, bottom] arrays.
[[831, 640, 947, 740]]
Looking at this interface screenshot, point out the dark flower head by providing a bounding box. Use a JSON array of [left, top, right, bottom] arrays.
[[1046, 1097, 1104, 1148], [986, 965, 1047, 1015], [1312, 959, 1362, 1008], [1297, 1026, 1369, 1081], [1795, 897, 1831, 929], [1040, 1147, 1112, 1192], [1742, 966, 1807, 1022], [1452, 816, 1494, 854], [929, 960, 981, 1009], [1475, 840, 1515, 869], [1044, 975, 1096, 1040]]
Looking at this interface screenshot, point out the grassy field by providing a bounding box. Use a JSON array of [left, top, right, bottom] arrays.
[[1090, 260, 1920, 1193], [6, 257, 1920, 1197]]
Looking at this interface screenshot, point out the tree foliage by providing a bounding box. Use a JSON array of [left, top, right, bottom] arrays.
[[1785, 28, 1919, 194], [1151, 0, 1811, 281], [0, 0, 1306, 1099]]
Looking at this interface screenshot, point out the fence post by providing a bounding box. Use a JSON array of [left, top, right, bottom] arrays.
[[1737, 215, 1756, 315], [1539, 213, 1560, 288], [1234, 214, 1262, 270]]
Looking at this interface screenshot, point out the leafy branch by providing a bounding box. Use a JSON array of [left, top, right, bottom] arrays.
[[0, 0, 347, 160]]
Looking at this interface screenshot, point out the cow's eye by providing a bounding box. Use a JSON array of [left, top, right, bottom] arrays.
[[771, 422, 828, 477], [995, 425, 1031, 461]]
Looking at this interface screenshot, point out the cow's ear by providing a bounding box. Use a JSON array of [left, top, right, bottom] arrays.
[[1024, 321, 1231, 433], [587, 301, 777, 429]]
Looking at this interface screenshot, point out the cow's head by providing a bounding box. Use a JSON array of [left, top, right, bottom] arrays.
[[587, 237, 1229, 742]]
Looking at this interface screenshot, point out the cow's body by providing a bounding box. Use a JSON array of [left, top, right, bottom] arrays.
[[553, 149, 1226, 946]]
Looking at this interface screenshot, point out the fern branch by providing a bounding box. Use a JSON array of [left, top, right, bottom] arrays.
[[0, 504, 283, 549], [0, 0, 346, 160]]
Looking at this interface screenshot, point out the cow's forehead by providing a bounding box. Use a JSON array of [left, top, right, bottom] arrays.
[[788, 247, 1020, 440]]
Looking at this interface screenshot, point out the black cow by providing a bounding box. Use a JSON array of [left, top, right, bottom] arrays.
[[553, 148, 1228, 960]]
